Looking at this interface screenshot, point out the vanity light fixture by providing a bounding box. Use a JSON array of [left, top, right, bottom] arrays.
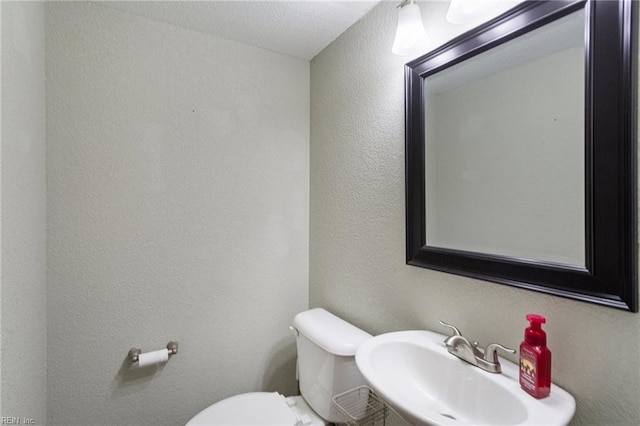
[[392, 0, 429, 56], [446, 0, 498, 24]]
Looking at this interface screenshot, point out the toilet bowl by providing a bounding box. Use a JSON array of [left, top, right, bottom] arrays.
[[186, 308, 372, 425], [186, 393, 325, 425]]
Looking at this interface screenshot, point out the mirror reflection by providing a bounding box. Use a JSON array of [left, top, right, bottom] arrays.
[[424, 9, 585, 266]]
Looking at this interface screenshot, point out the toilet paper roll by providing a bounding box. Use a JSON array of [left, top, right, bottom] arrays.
[[137, 348, 169, 367]]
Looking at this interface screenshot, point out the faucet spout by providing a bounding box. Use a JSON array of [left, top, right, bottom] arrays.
[[438, 321, 515, 374], [443, 335, 479, 366]]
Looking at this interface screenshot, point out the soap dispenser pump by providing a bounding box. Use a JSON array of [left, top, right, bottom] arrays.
[[519, 314, 551, 398]]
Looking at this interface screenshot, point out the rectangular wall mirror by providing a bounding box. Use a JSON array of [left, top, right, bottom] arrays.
[[405, 0, 638, 311]]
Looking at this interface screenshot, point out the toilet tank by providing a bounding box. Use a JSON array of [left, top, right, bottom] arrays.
[[292, 308, 372, 422]]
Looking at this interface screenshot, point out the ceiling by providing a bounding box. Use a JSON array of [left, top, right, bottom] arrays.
[[95, 0, 383, 60]]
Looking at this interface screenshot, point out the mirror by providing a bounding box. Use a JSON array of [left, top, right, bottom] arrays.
[[426, 9, 585, 266], [405, 0, 638, 311]]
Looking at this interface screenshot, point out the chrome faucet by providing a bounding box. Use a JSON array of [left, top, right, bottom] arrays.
[[439, 321, 515, 374]]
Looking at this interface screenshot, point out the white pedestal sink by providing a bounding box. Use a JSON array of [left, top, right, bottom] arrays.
[[355, 330, 575, 425]]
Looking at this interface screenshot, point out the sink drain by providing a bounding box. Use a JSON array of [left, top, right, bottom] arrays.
[[440, 413, 457, 421]]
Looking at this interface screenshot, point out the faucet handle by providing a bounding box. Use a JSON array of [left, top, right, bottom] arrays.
[[439, 320, 463, 336], [483, 343, 516, 364]]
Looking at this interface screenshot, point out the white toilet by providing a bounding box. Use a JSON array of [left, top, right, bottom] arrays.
[[186, 308, 372, 425]]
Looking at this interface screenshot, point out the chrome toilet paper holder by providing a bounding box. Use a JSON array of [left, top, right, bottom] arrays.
[[128, 341, 178, 363]]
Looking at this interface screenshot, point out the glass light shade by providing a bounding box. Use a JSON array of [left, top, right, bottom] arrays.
[[392, 2, 429, 56], [446, 0, 497, 24]]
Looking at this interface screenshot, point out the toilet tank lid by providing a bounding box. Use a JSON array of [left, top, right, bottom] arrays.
[[293, 308, 372, 356]]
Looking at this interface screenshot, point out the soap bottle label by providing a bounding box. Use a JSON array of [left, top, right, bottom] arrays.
[[519, 346, 538, 393]]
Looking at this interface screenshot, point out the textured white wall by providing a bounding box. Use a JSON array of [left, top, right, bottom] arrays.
[[1, 1, 47, 423], [310, 2, 640, 425], [46, 2, 308, 425]]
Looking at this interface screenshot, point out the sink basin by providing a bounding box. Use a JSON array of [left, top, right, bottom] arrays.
[[355, 330, 575, 425]]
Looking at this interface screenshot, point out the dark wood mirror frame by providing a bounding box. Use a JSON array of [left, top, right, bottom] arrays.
[[405, 0, 638, 312]]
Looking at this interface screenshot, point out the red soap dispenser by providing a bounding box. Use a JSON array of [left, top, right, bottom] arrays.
[[519, 314, 551, 398]]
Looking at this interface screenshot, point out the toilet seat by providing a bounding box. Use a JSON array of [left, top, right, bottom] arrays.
[[185, 392, 326, 426]]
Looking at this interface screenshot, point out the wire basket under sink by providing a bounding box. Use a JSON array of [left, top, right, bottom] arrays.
[[331, 386, 409, 426]]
